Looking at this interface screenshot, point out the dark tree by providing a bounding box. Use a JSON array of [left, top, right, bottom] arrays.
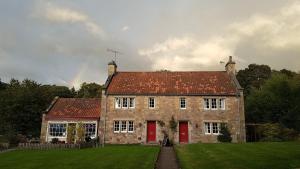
[[76, 82, 102, 98], [237, 64, 272, 96], [217, 124, 232, 142]]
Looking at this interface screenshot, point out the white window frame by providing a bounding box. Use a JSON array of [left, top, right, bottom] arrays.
[[122, 98, 128, 108], [115, 97, 121, 109], [211, 98, 217, 110], [204, 122, 211, 134], [129, 98, 135, 108], [219, 98, 225, 110], [121, 121, 127, 133], [204, 98, 210, 110], [128, 121, 134, 133], [84, 123, 97, 138], [114, 121, 120, 133], [204, 122, 221, 135], [48, 123, 67, 137], [148, 97, 155, 109], [180, 97, 186, 109]]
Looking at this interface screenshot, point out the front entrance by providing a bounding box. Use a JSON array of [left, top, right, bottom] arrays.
[[147, 121, 156, 142], [179, 122, 189, 143]]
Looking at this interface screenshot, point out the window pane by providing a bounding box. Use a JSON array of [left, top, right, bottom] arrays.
[[115, 98, 121, 108], [219, 98, 225, 110], [212, 123, 218, 134], [122, 98, 128, 108], [205, 122, 211, 134], [128, 121, 134, 132], [211, 99, 217, 109], [121, 121, 127, 132], [49, 123, 66, 137], [204, 98, 210, 109], [114, 121, 120, 132], [180, 98, 186, 109], [84, 123, 96, 138], [129, 98, 135, 108], [149, 97, 155, 108]]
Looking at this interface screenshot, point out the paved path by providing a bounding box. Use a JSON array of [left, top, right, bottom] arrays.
[[156, 147, 180, 169]]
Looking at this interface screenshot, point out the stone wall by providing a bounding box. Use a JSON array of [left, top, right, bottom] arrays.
[[99, 94, 246, 144]]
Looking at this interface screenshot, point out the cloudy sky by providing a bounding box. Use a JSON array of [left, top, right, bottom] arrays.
[[1, 0, 300, 88]]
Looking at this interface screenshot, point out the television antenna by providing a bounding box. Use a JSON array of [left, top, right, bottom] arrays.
[[107, 48, 122, 63]]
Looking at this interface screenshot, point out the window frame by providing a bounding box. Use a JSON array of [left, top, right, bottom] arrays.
[[115, 97, 121, 109], [48, 123, 67, 137], [129, 98, 135, 109], [219, 98, 225, 110], [204, 98, 210, 110], [121, 121, 127, 133], [148, 97, 155, 109], [128, 121, 134, 133], [180, 97, 186, 109], [211, 98, 217, 110], [114, 121, 120, 133], [204, 122, 211, 134]]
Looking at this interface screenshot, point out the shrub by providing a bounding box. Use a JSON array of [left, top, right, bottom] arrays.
[[217, 124, 232, 142], [51, 138, 59, 144], [258, 123, 299, 141]]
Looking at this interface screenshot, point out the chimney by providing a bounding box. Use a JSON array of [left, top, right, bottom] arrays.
[[225, 56, 236, 75], [108, 60, 117, 76]]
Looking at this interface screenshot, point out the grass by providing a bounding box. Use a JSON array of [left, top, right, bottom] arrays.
[[176, 142, 300, 169], [0, 145, 159, 169]]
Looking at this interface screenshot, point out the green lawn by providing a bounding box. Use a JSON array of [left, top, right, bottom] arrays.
[[0, 145, 159, 169], [176, 142, 300, 169]]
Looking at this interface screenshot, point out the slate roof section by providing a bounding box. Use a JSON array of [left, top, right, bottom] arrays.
[[106, 71, 238, 96], [45, 98, 101, 120]]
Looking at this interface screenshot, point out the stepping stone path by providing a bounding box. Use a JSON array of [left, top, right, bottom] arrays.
[[156, 147, 180, 169]]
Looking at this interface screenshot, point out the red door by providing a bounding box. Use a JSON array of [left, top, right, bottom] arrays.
[[179, 122, 189, 143], [147, 121, 156, 142]]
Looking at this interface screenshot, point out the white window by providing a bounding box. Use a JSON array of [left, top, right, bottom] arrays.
[[204, 98, 210, 110], [49, 123, 67, 137], [204, 122, 221, 135], [219, 98, 225, 110], [115, 98, 121, 109], [129, 98, 135, 108], [122, 98, 128, 108], [128, 121, 134, 133], [84, 123, 96, 138], [148, 97, 155, 108], [180, 97, 186, 109], [204, 122, 211, 134], [121, 121, 127, 133], [211, 99, 217, 110], [114, 121, 120, 133], [212, 123, 219, 134]]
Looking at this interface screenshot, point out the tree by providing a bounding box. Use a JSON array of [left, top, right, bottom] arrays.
[[237, 64, 272, 96], [217, 124, 232, 142], [245, 73, 300, 132], [76, 82, 102, 98]]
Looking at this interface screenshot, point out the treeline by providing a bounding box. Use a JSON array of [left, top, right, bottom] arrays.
[[237, 64, 300, 140], [0, 79, 101, 138]]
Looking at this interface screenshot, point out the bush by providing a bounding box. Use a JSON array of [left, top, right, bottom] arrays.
[[7, 134, 26, 147], [217, 124, 232, 142], [258, 123, 299, 141], [51, 138, 59, 144]]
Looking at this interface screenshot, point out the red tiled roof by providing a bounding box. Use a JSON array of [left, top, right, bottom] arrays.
[[107, 71, 238, 95], [45, 98, 101, 120]]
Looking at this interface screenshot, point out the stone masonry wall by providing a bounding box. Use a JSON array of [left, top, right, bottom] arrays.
[[99, 94, 246, 144]]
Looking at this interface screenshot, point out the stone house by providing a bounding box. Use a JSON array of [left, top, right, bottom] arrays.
[[40, 56, 245, 144], [40, 98, 101, 143], [99, 56, 245, 144]]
